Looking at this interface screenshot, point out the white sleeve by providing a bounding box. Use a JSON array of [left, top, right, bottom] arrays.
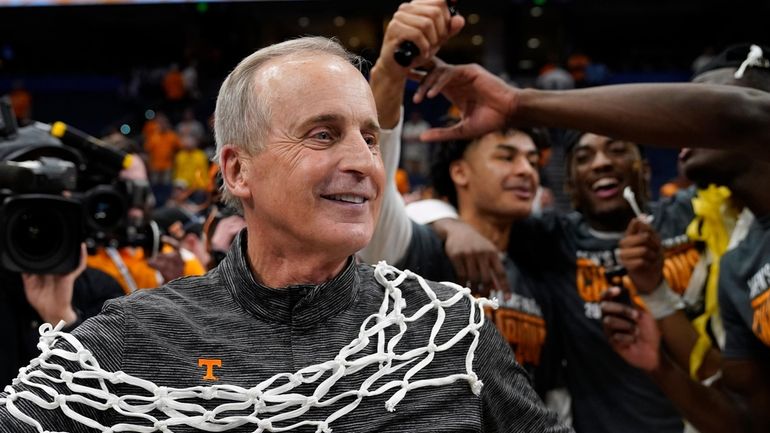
[[358, 108, 413, 265], [405, 199, 459, 225]]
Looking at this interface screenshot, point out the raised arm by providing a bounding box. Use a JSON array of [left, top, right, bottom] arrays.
[[417, 63, 770, 160], [359, 0, 464, 265]]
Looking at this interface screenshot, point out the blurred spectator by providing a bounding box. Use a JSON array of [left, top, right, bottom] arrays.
[[173, 132, 210, 204], [182, 61, 200, 100], [567, 53, 590, 86], [9, 81, 31, 126], [176, 107, 206, 142], [401, 110, 431, 186], [162, 63, 185, 102], [144, 112, 181, 205], [87, 154, 205, 293], [536, 63, 575, 90]]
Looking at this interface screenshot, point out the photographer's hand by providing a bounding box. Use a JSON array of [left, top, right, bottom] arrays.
[[210, 215, 246, 253], [22, 243, 87, 325], [148, 248, 185, 284]]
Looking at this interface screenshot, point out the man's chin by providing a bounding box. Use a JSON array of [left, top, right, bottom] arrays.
[[586, 201, 632, 219]]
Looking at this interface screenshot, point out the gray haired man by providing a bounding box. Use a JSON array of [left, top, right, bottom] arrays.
[[0, 34, 568, 432]]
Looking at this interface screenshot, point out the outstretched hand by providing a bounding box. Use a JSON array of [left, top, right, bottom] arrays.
[[22, 243, 87, 325], [601, 286, 661, 372], [412, 61, 519, 142]]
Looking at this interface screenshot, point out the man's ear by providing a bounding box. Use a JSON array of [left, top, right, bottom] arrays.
[[220, 145, 251, 200], [449, 160, 470, 188]]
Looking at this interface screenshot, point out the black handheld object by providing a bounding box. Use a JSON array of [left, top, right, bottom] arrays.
[[393, 0, 458, 67], [605, 266, 634, 306]]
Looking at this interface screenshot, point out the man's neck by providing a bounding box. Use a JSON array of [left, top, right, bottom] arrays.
[[245, 230, 349, 288], [584, 208, 635, 233], [459, 206, 512, 252]]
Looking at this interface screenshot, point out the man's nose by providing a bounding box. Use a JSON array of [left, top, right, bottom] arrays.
[[513, 154, 537, 177], [338, 132, 380, 177], [590, 149, 613, 171]]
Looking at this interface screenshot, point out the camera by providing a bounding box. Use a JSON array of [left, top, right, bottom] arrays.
[[0, 96, 159, 274]]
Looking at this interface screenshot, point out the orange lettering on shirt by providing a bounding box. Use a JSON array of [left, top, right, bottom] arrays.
[[198, 358, 222, 381], [493, 309, 546, 365], [576, 258, 609, 303], [751, 290, 770, 347], [663, 245, 700, 295]]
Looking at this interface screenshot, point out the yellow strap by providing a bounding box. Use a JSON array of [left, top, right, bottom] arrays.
[[686, 185, 731, 379]]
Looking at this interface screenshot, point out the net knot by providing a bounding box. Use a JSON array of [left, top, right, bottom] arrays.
[[201, 388, 215, 400], [77, 350, 94, 364], [60, 371, 74, 383]]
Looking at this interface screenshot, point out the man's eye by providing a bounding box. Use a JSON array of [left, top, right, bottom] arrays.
[[608, 142, 628, 154], [574, 151, 592, 164], [313, 131, 333, 140], [364, 135, 377, 146]]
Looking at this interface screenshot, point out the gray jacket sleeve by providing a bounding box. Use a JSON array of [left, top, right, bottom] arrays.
[[476, 321, 573, 433]]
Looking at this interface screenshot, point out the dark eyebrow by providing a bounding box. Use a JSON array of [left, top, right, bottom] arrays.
[[496, 143, 537, 154], [363, 119, 381, 134], [496, 143, 518, 152]]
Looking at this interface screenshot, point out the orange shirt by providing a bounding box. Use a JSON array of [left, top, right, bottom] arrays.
[[163, 70, 186, 101], [9, 88, 31, 120], [87, 246, 205, 294], [144, 130, 182, 171]]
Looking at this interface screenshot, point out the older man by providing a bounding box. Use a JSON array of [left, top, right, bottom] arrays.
[[0, 37, 568, 432]]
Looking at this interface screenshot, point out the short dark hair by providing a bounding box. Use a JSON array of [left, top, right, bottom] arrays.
[[429, 124, 550, 208], [562, 129, 644, 183]]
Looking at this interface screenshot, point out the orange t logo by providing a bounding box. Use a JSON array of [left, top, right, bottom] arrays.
[[198, 358, 222, 381]]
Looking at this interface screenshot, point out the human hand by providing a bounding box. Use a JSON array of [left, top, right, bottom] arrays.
[[415, 62, 519, 142], [619, 217, 664, 294], [210, 215, 246, 253], [601, 286, 661, 372], [22, 244, 87, 325], [375, 0, 465, 77], [436, 218, 509, 296], [148, 248, 185, 284]]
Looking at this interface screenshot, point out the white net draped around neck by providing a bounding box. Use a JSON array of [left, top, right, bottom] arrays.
[[1, 262, 498, 433]]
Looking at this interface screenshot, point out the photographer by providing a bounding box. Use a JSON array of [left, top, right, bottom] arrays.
[[0, 109, 124, 385], [0, 245, 123, 385]]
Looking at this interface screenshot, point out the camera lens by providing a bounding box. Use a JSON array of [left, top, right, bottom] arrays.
[[1, 195, 83, 273], [10, 206, 64, 258], [84, 185, 126, 232]]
